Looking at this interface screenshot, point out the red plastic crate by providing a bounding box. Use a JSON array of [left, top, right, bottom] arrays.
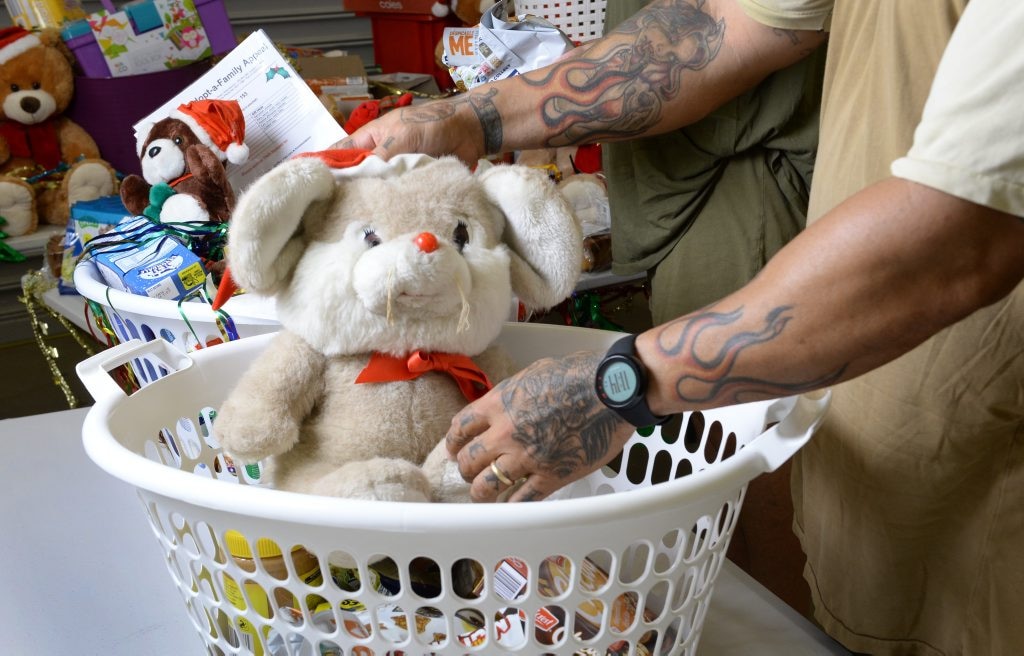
[[343, 0, 441, 14], [365, 12, 459, 90]]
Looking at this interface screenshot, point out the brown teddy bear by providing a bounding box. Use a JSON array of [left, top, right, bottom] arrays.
[[0, 26, 118, 237], [119, 99, 249, 225]]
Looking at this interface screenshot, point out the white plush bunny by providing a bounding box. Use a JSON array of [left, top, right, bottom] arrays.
[[215, 151, 582, 502]]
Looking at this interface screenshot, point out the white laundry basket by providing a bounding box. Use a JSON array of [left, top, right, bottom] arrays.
[[516, 1, 607, 42], [77, 323, 829, 656], [73, 259, 280, 385]]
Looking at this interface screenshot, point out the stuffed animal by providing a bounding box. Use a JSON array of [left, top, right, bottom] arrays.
[[215, 150, 582, 502], [0, 26, 118, 237], [120, 99, 249, 224]]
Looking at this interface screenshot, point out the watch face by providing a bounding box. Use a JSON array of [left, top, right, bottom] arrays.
[[600, 359, 639, 405]]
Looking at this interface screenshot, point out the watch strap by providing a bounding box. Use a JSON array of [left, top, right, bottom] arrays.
[[598, 334, 670, 428]]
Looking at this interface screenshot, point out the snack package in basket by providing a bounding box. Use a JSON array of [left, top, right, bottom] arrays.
[[441, 0, 575, 91]]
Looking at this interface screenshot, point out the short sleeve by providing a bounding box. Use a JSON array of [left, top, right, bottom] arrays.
[[890, 0, 1024, 218], [736, 0, 833, 31]]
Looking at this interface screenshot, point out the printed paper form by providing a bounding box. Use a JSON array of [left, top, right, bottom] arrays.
[[134, 29, 347, 194]]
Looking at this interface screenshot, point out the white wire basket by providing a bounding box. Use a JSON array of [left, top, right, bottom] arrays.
[[77, 323, 829, 656], [516, 0, 607, 42], [73, 259, 280, 384]]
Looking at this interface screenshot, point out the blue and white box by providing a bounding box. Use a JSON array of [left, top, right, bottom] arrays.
[[92, 218, 207, 301]]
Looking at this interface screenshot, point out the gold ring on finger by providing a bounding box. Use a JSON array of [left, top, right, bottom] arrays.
[[490, 461, 515, 486]]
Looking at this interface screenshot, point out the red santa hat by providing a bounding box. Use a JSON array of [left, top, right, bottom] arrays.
[[0, 27, 41, 66], [171, 99, 250, 165]]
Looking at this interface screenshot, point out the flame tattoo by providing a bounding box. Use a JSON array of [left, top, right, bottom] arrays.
[[659, 306, 845, 404]]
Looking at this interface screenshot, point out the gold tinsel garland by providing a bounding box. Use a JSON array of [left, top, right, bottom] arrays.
[[18, 269, 104, 409]]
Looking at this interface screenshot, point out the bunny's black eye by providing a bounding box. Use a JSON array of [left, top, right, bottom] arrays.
[[453, 221, 469, 252], [363, 227, 381, 247]]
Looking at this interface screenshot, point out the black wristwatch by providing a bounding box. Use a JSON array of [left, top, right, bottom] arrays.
[[594, 334, 670, 428]]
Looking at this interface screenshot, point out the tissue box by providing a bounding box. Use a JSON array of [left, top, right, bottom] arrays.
[[92, 217, 207, 300], [61, 0, 234, 78], [59, 195, 132, 293]]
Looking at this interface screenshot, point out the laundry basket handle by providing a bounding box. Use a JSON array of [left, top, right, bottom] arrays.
[[753, 391, 831, 472], [76, 339, 193, 403]]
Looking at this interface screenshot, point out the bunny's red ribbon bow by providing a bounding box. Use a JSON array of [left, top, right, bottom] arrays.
[[355, 351, 493, 402]]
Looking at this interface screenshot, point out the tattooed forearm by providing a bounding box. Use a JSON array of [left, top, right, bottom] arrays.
[[499, 353, 620, 480], [521, 0, 725, 145], [398, 88, 503, 153], [468, 89, 503, 154], [656, 305, 846, 404], [773, 27, 800, 45]]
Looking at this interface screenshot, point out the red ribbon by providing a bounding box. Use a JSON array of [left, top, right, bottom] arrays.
[[355, 351, 493, 402]]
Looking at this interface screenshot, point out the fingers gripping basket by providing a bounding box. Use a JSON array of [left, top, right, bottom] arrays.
[[77, 323, 829, 656]]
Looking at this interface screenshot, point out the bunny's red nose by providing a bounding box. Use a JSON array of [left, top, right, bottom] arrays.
[[414, 232, 439, 253]]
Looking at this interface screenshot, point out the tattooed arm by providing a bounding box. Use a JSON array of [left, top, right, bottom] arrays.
[[447, 178, 1024, 502], [342, 0, 826, 162]]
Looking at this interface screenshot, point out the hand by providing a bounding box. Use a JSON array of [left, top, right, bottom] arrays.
[[334, 93, 488, 166], [445, 351, 637, 502]]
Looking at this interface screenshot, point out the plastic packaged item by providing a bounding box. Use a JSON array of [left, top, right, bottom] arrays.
[[4, 0, 86, 29], [222, 531, 324, 656]]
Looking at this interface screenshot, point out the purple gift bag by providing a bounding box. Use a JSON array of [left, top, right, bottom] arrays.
[[65, 62, 211, 177]]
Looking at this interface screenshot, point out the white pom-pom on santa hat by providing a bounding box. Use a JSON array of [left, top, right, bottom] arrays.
[[171, 99, 250, 165], [0, 26, 41, 65]]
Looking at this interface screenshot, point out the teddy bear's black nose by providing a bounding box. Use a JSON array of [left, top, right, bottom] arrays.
[[147, 145, 161, 159], [19, 97, 39, 114]]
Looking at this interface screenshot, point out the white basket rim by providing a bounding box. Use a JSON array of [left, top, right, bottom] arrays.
[[73, 258, 279, 325], [81, 329, 828, 533]]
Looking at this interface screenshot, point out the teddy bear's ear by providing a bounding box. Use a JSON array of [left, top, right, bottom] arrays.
[[479, 164, 583, 311], [36, 28, 74, 64], [227, 157, 336, 295]]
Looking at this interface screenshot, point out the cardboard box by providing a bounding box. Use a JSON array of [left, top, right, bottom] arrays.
[[59, 195, 132, 293], [91, 217, 207, 301]]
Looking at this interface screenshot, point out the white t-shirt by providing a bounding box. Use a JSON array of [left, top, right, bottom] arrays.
[[890, 0, 1024, 218]]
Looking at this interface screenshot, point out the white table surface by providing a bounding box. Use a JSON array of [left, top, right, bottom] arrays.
[[0, 408, 849, 655]]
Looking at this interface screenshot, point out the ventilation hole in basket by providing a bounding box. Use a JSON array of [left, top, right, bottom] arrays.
[[377, 603, 410, 644], [369, 556, 402, 596], [645, 581, 670, 624], [605, 449, 623, 475], [493, 607, 528, 650], [409, 556, 442, 599], [683, 412, 704, 454], [267, 632, 313, 655], [193, 461, 214, 478], [328, 554, 361, 592], [139, 497, 167, 538], [624, 442, 650, 485], [270, 585, 305, 626], [193, 521, 225, 564], [319, 640, 342, 655], [654, 528, 686, 575], [175, 417, 204, 460], [650, 449, 674, 485], [607, 591, 640, 635], [703, 421, 724, 465], [686, 523, 710, 563], [662, 617, 683, 655], [211, 453, 238, 480], [241, 580, 273, 620], [581, 549, 613, 594], [156, 428, 182, 467], [291, 545, 323, 587], [573, 598, 605, 643], [124, 317, 141, 340], [619, 541, 651, 585], [338, 599, 372, 639], [660, 414, 682, 445], [493, 557, 530, 602], [455, 608, 486, 646], [413, 605, 447, 647], [452, 558, 484, 599], [538, 555, 573, 599], [535, 604, 567, 647], [712, 501, 735, 544], [671, 567, 698, 613], [198, 407, 215, 440], [722, 432, 738, 460], [212, 606, 239, 649], [179, 528, 202, 559], [674, 459, 693, 480]]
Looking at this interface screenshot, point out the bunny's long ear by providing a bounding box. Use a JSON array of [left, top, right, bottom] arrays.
[[227, 157, 336, 295], [479, 165, 583, 311]]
